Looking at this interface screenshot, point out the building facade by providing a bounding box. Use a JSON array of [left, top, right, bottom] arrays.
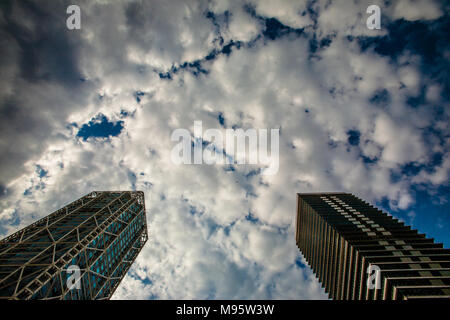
[[0, 191, 148, 300], [296, 192, 450, 300]]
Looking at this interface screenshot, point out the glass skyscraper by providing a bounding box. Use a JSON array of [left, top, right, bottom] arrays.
[[296, 192, 450, 300], [0, 191, 148, 300]]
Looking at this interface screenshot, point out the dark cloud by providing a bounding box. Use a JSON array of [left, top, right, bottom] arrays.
[[2, 0, 83, 85], [0, 0, 93, 187]]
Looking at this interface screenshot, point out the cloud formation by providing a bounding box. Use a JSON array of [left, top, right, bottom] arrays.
[[0, 0, 448, 299]]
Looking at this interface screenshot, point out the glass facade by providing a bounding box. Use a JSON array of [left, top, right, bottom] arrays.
[[296, 193, 450, 300], [0, 191, 148, 300]]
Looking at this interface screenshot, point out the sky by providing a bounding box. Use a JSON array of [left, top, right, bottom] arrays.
[[0, 0, 449, 300]]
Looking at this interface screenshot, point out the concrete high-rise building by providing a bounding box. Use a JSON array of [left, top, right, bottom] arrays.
[[0, 191, 148, 300], [296, 192, 450, 300]]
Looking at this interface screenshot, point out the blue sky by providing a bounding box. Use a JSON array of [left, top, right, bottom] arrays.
[[0, 0, 449, 299]]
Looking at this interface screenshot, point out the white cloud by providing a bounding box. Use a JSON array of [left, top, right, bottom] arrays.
[[228, 8, 261, 42], [0, 0, 448, 300], [392, 0, 443, 21], [251, 0, 312, 29], [315, 0, 388, 37], [373, 113, 426, 164]]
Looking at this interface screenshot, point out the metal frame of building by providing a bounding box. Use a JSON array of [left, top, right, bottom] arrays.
[[0, 191, 148, 300], [296, 192, 450, 300]]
